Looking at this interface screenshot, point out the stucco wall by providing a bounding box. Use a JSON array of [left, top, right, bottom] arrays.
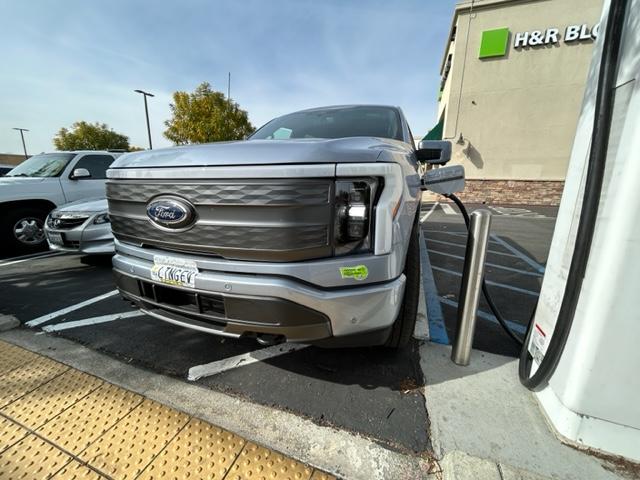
[[439, 0, 604, 181], [0, 154, 28, 166]]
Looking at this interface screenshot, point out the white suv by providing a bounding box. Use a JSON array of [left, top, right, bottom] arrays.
[[1, 150, 121, 254]]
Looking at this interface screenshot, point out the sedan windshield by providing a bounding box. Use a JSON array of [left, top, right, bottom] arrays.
[[6, 153, 76, 178], [250, 106, 404, 142]]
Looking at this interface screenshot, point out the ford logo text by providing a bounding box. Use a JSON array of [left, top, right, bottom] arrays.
[[146, 196, 196, 230]]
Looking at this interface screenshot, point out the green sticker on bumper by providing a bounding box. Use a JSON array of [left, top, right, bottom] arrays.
[[339, 265, 369, 281]]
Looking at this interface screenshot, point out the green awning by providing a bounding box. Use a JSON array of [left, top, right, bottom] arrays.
[[423, 116, 444, 141]]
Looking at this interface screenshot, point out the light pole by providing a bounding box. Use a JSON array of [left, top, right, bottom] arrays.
[[134, 89, 154, 149], [12, 128, 29, 158]]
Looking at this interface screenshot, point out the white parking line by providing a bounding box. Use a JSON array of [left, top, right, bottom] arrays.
[[490, 234, 546, 273], [426, 238, 519, 259], [489, 206, 547, 218], [441, 203, 456, 215], [25, 290, 119, 327], [41, 311, 144, 332], [430, 265, 540, 297], [423, 229, 467, 237], [427, 248, 543, 277], [188, 343, 309, 381], [0, 251, 66, 267], [420, 202, 439, 223], [439, 297, 527, 335], [423, 229, 505, 247]]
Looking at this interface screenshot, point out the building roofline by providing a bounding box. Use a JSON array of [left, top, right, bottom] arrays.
[[438, 0, 546, 73]]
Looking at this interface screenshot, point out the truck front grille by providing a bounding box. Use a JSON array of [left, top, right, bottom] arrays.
[[107, 178, 334, 262], [108, 181, 330, 206]]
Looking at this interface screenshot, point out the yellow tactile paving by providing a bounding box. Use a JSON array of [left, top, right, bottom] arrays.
[[51, 461, 106, 480], [138, 418, 246, 480], [2, 369, 103, 430], [227, 442, 314, 480], [0, 417, 29, 455], [37, 383, 143, 455], [0, 434, 73, 480], [80, 399, 190, 479], [0, 341, 338, 480], [0, 356, 69, 409], [0, 341, 42, 376]]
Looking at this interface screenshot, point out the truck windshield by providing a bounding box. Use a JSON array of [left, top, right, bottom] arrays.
[[250, 106, 404, 142], [5, 153, 76, 178]]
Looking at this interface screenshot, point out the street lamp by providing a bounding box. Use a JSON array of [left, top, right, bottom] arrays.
[[12, 128, 29, 158], [134, 89, 154, 149]]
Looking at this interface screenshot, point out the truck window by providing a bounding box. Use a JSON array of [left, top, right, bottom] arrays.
[[5, 153, 75, 177], [250, 106, 403, 142], [73, 155, 114, 179]]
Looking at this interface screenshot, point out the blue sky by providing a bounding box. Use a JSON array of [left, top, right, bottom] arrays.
[[0, 0, 455, 154]]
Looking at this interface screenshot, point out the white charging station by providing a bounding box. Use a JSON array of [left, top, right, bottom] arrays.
[[526, 0, 640, 461]]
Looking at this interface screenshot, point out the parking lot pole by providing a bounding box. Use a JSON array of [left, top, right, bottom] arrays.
[[12, 127, 29, 158], [134, 89, 154, 149], [451, 209, 492, 366]]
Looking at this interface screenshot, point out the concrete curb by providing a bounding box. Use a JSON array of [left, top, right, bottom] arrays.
[[0, 314, 19, 332]]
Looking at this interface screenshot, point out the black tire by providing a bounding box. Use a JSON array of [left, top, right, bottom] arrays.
[[385, 214, 421, 349], [1, 206, 50, 255]]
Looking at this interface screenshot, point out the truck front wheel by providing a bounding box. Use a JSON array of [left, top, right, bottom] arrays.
[[385, 214, 421, 349], [2, 206, 50, 255]]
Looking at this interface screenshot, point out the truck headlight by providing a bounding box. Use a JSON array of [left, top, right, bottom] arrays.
[[334, 179, 378, 255], [93, 213, 110, 224]]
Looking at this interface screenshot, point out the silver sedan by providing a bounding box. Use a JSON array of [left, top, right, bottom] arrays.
[[45, 198, 114, 255]]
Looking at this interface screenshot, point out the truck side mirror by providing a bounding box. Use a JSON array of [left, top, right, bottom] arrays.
[[70, 168, 91, 180], [416, 140, 452, 165], [422, 165, 465, 194]]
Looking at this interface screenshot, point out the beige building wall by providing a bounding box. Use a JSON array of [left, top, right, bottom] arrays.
[[438, 0, 604, 185], [0, 154, 28, 166]]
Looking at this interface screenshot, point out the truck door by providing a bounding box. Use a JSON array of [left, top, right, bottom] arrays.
[[60, 154, 115, 203]]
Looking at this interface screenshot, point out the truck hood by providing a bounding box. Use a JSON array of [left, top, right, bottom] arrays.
[[110, 137, 411, 169], [0, 177, 48, 187]]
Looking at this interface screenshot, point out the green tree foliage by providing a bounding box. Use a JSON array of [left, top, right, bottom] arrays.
[[163, 82, 254, 144], [53, 121, 130, 151]]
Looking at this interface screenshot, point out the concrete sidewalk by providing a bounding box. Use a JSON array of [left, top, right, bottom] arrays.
[[0, 339, 336, 480], [420, 342, 628, 480]]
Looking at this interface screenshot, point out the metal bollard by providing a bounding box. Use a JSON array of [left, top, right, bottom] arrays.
[[451, 209, 492, 365]]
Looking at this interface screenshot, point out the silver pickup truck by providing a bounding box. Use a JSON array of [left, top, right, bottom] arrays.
[[1, 151, 120, 253], [107, 105, 456, 348]]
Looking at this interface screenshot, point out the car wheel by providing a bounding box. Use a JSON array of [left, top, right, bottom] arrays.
[[385, 214, 421, 349], [2, 206, 50, 254]]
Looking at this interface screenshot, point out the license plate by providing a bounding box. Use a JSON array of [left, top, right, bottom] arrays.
[[150, 255, 198, 288], [47, 232, 63, 245]]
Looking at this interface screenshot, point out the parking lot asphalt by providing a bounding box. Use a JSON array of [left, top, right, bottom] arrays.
[[0, 251, 428, 455], [420, 202, 558, 357], [0, 203, 556, 457]]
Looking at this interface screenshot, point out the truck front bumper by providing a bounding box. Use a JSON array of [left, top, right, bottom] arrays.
[[112, 252, 406, 345]]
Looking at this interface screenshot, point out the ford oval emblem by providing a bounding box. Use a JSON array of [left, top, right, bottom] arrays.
[[146, 196, 196, 229]]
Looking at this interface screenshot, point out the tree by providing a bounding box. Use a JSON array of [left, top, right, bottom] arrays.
[[163, 82, 254, 145], [53, 121, 130, 151]]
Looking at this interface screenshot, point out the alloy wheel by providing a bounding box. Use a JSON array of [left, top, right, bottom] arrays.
[[13, 217, 45, 245]]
